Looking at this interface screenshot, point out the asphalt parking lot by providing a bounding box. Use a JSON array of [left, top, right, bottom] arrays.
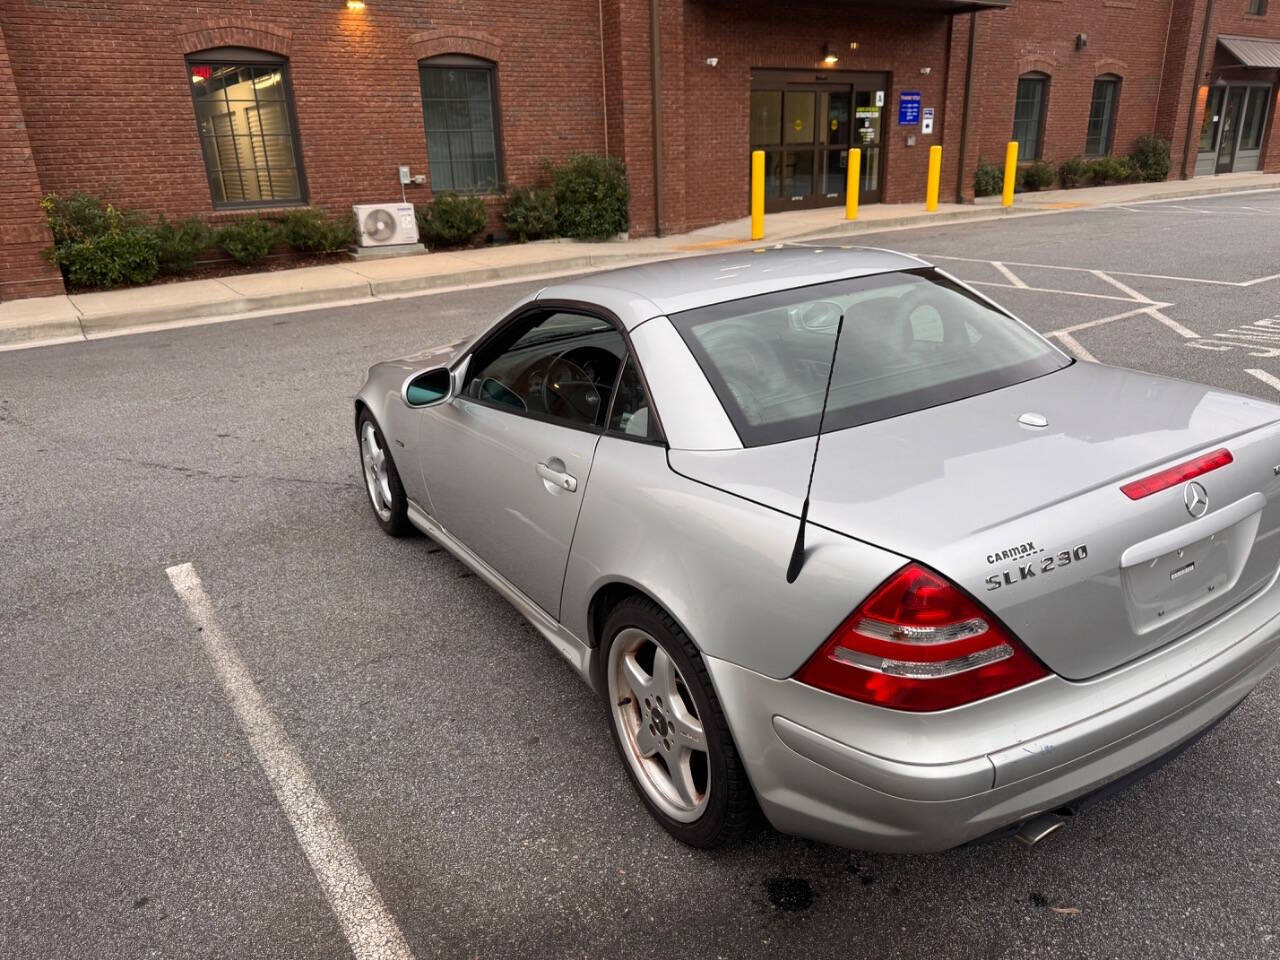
[[3, 190, 1279, 960]]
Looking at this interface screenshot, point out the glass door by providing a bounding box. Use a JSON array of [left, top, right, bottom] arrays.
[[1216, 86, 1247, 174], [853, 87, 885, 203]]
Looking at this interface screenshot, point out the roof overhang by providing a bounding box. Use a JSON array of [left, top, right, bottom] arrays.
[[1217, 35, 1280, 70], [833, 0, 1010, 10]]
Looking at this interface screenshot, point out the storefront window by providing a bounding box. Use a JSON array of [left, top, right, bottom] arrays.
[[1240, 87, 1272, 151], [420, 55, 503, 194], [188, 52, 305, 208], [1085, 77, 1120, 157], [1200, 87, 1226, 152], [1012, 74, 1048, 160]]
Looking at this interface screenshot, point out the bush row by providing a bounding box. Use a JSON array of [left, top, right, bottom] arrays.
[[973, 135, 1172, 197], [413, 154, 630, 248], [40, 194, 356, 290]]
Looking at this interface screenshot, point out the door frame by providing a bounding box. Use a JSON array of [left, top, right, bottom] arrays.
[[749, 69, 890, 212], [1202, 81, 1274, 175]]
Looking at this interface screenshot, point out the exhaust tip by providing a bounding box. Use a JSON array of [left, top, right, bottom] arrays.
[[1014, 813, 1066, 848]]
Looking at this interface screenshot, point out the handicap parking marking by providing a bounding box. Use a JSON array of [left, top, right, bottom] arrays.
[[1245, 369, 1280, 392], [165, 562, 415, 960]]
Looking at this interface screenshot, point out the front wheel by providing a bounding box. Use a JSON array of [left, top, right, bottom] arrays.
[[357, 411, 411, 537], [603, 597, 756, 848]]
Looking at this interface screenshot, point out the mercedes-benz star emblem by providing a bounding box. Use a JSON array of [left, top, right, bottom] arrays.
[[1184, 481, 1209, 519]]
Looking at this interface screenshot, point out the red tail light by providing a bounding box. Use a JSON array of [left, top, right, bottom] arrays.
[[794, 564, 1048, 712], [1120, 448, 1232, 500]]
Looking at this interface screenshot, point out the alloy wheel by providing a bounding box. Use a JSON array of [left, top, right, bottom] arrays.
[[360, 420, 393, 522], [608, 627, 710, 822]]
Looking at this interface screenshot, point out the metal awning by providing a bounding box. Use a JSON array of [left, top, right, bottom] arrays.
[[1218, 35, 1280, 70]]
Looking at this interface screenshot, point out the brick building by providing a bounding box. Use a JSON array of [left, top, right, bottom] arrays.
[[1, 0, 1278, 301]]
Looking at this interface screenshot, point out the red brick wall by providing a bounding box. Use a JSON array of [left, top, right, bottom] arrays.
[[0, 0, 609, 223], [3, 0, 1280, 298], [0, 23, 63, 301]]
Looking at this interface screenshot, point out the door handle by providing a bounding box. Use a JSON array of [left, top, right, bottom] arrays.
[[536, 460, 578, 493]]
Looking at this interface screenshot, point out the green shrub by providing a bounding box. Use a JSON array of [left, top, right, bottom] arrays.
[[416, 193, 488, 247], [973, 162, 1004, 198], [1088, 154, 1135, 185], [41, 192, 143, 246], [550, 154, 629, 240], [1058, 155, 1092, 189], [282, 207, 355, 254], [41, 193, 160, 289], [55, 229, 161, 289], [153, 215, 211, 274], [1130, 134, 1171, 183], [502, 186, 559, 242], [215, 217, 282, 265], [1021, 161, 1056, 191]]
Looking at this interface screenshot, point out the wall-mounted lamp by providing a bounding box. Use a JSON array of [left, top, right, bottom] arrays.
[[346, 0, 366, 10], [822, 42, 840, 66], [1075, 33, 1088, 50], [706, 57, 719, 67]]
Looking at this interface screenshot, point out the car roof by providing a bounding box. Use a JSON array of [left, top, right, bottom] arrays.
[[537, 245, 932, 327]]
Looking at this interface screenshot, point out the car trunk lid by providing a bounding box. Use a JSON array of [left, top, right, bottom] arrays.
[[669, 363, 1280, 680]]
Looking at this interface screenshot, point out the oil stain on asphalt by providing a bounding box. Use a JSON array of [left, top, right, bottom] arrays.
[[765, 877, 815, 912]]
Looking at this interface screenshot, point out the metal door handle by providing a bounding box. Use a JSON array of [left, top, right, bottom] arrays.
[[536, 461, 578, 492]]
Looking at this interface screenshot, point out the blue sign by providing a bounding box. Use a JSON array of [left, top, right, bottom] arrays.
[[898, 91, 922, 126]]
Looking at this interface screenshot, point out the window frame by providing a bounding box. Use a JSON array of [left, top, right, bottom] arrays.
[[1012, 73, 1050, 162], [455, 301, 666, 443], [185, 47, 309, 210], [418, 54, 506, 196], [1085, 75, 1121, 157], [1247, 0, 1268, 16]]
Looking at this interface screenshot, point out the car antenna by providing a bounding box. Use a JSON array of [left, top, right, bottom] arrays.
[[786, 312, 845, 584]]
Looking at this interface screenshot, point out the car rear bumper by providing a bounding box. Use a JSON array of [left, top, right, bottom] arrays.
[[705, 576, 1280, 853]]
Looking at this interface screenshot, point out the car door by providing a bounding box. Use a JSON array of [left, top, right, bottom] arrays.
[[417, 307, 628, 617]]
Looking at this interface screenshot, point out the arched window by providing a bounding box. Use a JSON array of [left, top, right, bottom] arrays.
[[419, 54, 503, 194], [1086, 75, 1121, 157], [1012, 72, 1049, 161], [186, 48, 306, 207]]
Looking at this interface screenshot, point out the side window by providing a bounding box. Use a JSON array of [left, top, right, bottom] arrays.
[[463, 311, 626, 430], [607, 354, 659, 441]]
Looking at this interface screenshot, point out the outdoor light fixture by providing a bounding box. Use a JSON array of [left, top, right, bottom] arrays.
[[346, 0, 366, 9], [822, 42, 839, 66], [1076, 33, 1088, 50]]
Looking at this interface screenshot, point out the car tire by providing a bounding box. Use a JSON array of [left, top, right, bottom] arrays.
[[357, 410, 411, 537], [602, 596, 756, 848]]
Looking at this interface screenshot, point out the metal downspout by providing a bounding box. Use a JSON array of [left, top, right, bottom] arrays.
[[649, 0, 664, 236], [1181, 0, 1217, 180], [955, 12, 978, 203]]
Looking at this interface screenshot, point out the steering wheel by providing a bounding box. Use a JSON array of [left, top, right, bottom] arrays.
[[541, 349, 610, 424]]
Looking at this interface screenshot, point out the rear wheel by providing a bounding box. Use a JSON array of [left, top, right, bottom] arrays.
[[358, 412, 410, 537], [602, 596, 755, 848]]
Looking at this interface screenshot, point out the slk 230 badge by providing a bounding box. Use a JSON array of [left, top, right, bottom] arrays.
[[986, 544, 1089, 591]]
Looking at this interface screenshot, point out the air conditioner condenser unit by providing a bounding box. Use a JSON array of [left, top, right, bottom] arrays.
[[353, 202, 420, 247]]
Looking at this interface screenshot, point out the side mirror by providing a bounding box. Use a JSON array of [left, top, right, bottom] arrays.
[[402, 366, 452, 408]]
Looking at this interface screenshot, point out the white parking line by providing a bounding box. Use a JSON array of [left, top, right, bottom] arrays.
[[1051, 332, 1097, 362], [1245, 369, 1280, 392], [165, 563, 414, 960], [1144, 306, 1199, 339], [1091, 270, 1153, 303], [965, 281, 1145, 304], [991, 261, 1027, 288], [1047, 304, 1167, 336]]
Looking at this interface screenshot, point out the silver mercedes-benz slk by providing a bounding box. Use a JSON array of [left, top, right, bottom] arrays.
[[353, 246, 1280, 852]]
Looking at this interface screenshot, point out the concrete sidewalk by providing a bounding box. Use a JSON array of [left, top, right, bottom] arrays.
[[4, 170, 1278, 350]]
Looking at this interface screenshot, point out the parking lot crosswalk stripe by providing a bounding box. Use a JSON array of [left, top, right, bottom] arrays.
[[164, 562, 415, 960], [1245, 369, 1280, 392]]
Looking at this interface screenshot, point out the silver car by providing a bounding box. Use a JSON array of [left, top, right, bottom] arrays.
[[354, 247, 1280, 852]]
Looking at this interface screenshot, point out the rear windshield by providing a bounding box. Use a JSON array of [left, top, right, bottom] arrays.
[[670, 268, 1069, 446]]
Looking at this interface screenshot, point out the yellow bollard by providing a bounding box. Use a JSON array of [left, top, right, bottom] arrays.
[[845, 148, 861, 221], [926, 145, 942, 212], [750, 150, 765, 240], [1002, 141, 1019, 208]]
